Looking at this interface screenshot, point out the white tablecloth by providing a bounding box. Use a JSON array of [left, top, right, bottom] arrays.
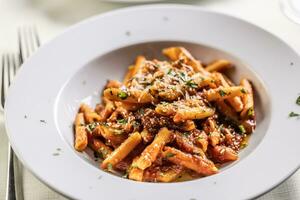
[[1, 0, 300, 199]]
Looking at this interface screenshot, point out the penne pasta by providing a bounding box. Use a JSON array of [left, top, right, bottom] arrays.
[[204, 86, 247, 102], [101, 132, 142, 169], [104, 88, 155, 104], [240, 78, 255, 118], [74, 113, 88, 151], [213, 72, 243, 112], [173, 106, 215, 123], [163, 146, 218, 176], [73, 46, 256, 182], [135, 127, 172, 170], [205, 59, 232, 72]]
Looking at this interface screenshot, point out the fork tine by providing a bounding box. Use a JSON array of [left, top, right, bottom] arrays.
[[2, 54, 9, 108], [8, 54, 15, 84], [33, 26, 41, 47], [0, 54, 4, 109], [18, 26, 40, 64]]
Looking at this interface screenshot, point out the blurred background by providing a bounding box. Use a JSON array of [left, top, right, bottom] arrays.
[[1, 0, 300, 199]]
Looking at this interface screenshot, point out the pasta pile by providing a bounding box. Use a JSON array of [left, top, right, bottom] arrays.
[[74, 47, 256, 182]]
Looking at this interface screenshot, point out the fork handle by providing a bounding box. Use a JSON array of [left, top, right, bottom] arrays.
[[6, 146, 16, 200]]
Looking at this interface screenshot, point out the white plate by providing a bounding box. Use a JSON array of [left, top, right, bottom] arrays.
[[5, 4, 300, 200]]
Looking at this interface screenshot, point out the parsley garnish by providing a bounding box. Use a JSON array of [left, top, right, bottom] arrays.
[[296, 96, 300, 106], [167, 69, 173, 75], [289, 111, 300, 118], [107, 163, 113, 171], [118, 91, 128, 100], [166, 152, 175, 158], [247, 107, 254, 117], [117, 118, 127, 124], [238, 125, 246, 134], [86, 122, 99, 132], [240, 88, 247, 94], [219, 90, 227, 97], [186, 80, 198, 88], [183, 132, 190, 137]]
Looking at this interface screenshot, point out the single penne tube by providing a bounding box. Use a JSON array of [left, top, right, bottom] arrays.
[[89, 138, 112, 159], [213, 72, 243, 112], [173, 106, 215, 123], [104, 88, 155, 104], [74, 113, 88, 151], [162, 146, 218, 175], [135, 127, 172, 170], [101, 132, 142, 169], [128, 157, 144, 181], [205, 59, 232, 72], [204, 86, 247, 101], [74, 126, 88, 151], [240, 78, 255, 118]]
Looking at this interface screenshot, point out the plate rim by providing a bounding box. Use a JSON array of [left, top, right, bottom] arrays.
[[5, 4, 300, 200]]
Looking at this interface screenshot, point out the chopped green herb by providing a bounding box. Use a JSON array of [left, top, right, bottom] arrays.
[[107, 163, 113, 171], [118, 91, 128, 100], [117, 118, 127, 124], [240, 88, 247, 94], [99, 147, 109, 158], [197, 136, 204, 140], [179, 72, 187, 81], [240, 143, 248, 149], [238, 125, 246, 134], [167, 69, 173, 75], [86, 122, 99, 132], [122, 172, 129, 178], [93, 151, 102, 159], [289, 111, 300, 118], [183, 132, 190, 137], [296, 96, 300, 106], [186, 80, 198, 88], [219, 90, 227, 97], [247, 107, 254, 117], [166, 152, 175, 158]]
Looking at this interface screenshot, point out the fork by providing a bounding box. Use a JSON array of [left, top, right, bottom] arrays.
[[4, 26, 40, 200], [2, 53, 19, 200]]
